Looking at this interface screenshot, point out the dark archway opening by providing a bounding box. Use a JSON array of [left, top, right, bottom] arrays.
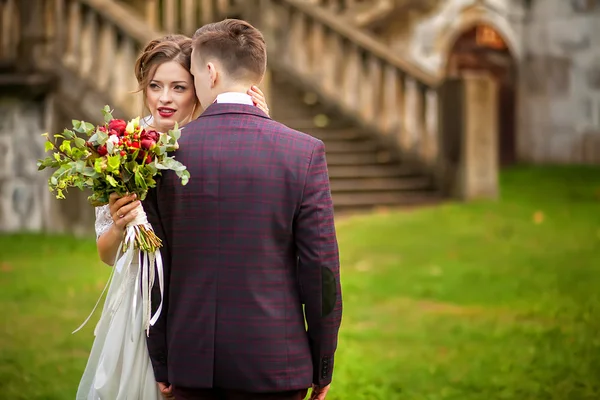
[[446, 24, 517, 166]]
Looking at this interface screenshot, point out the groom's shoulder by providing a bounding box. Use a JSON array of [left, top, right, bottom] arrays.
[[263, 118, 322, 148]]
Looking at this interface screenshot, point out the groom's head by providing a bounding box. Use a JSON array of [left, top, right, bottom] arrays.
[[191, 19, 267, 109]]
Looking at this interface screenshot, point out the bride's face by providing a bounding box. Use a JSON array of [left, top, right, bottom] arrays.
[[146, 61, 196, 132]]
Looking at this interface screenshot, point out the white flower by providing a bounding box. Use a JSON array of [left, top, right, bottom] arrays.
[[107, 135, 120, 145]]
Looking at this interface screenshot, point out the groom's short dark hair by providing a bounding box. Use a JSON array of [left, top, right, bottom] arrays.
[[192, 19, 267, 83]]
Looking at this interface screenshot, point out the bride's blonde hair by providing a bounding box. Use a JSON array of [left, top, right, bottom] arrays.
[[134, 34, 200, 119]]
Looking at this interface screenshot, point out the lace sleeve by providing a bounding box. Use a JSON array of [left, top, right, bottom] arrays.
[[94, 205, 113, 241]]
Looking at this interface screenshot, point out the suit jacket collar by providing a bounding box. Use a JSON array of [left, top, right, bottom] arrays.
[[199, 103, 271, 120]]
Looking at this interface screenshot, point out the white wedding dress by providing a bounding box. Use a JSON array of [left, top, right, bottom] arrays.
[[75, 205, 161, 400]]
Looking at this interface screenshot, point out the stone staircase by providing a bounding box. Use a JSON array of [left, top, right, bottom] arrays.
[[269, 70, 439, 211], [1, 0, 502, 227]]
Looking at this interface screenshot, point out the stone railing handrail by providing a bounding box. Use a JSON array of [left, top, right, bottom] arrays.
[[46, 0, 167, 118], [79, 0, 157, 44], [247, 0, 441, 171], [280, 0, 439, 86]]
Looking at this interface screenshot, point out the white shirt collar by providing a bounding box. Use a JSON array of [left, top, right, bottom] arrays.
[[215, 92, 254, 106]]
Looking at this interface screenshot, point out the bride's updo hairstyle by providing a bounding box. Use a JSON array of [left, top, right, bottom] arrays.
[[134, 34, 199, 115]]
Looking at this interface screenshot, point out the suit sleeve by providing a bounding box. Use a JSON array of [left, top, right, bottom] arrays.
[[294, 140, 343, 387], [143, 183, 170, 383]]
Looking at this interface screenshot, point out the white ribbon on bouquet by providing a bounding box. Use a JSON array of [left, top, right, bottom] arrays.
[[73, 203, 164, 337]]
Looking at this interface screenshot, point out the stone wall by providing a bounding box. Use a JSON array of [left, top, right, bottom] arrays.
[[375, 0, 600, 164], [0, 96, 95, 235], [0, 98, 49, 232], [519, 0, 600, 163]]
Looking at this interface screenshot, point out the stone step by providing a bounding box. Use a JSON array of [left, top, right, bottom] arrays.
[[328, 164, 415, 178], [324, 140, 379, 153], [326, 152, 387, 165], [307, 128, 370, 141], [330, 176, 432, 192], [332, 191, 441, 209], [279, 118, 349, 130]]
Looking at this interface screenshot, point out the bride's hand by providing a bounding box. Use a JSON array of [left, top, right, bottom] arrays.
[[248, 85, 270, 117], [109, 192, 140, 232]]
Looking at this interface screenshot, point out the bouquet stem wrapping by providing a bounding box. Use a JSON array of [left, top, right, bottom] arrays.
[[73, 204, 164, 337]]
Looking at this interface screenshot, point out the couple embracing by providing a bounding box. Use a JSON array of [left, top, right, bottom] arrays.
[[80, 19, 342, 400]]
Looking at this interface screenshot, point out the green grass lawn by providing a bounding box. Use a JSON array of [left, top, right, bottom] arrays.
[[2, 166, 600, 399]]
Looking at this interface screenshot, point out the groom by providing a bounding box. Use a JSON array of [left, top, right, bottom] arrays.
[[143, 19, 343, 400]]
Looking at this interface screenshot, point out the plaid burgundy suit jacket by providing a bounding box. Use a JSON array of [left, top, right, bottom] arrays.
[[143, 103, 343, 393]]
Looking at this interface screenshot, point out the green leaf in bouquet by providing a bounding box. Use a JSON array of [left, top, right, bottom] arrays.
[[88, 133, 98, 143], [94, 157, 106, 173], [84, 122, 95, 134], [74, 160, 86, 173], [121, 169, 133, 183], [59, 140, 72, 155], [102, 105, 114, 123], [145, 162, 157, 175], [50, 176, 58, 186], [82, 166, 99, 177], [70, 147, 85, 160], [106, 140, 114, 155], [96, 129, 109, 145], [44, 141, 54, 152], [177, 169, 190, 185], [74, 137, 87, 148], [62, 129, 75, 139], [106, 174, 118, 187], [72, 120, 82, 131], [162, 157, 187, 172], [107, 155, 120, 172], [169, 123, 181, 141], [134, 170, 148, 191]]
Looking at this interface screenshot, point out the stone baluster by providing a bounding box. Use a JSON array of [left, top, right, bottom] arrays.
[[0, 0, 17, 61], [423, 88, 439, 165], [182, 0, 196, 34], [309, 22, 325, 79], [79, 8, 98, 79], [200, 0, 215, 26], [97, 22, 117, 91], [342, 44, 360, 111], [64, 0, 81, 68], [163, 0, 176, 33], [363, 54, 381, 121], [380, 64, 400, 135], [401, 75, 416, 155]]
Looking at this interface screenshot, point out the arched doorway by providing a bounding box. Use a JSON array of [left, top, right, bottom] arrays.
[[446, 24, 517, 166]]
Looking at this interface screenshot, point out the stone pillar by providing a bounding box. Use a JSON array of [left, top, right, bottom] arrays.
[[16, 0, 47, 73], [438, 72, 499, 200]]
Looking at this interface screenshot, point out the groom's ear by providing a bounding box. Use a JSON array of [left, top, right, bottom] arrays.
[[207, 62, 217, 88]]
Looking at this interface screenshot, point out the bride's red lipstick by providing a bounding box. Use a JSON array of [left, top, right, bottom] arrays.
[[158, 107, 175, 118]]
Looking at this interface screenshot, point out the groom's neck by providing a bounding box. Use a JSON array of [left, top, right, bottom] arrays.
[[216, 83, 252, 95]]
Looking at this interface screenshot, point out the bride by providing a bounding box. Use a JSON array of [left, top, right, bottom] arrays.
[[77, 34, 269, 399]]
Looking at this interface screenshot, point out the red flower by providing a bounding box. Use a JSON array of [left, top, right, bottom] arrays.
[[140, 138, 156, 150], [130, 141, 140, 149], [141, 129, 159, 142], [108, 119, 127, 136], [98, 126, 107, 133], [145, 154, 153, 164], [97, 145, 108, 156]]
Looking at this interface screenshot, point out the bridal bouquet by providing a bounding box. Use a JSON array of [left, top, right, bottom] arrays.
[[38, 105, 189, 333], [38, 105, 189, 251]]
